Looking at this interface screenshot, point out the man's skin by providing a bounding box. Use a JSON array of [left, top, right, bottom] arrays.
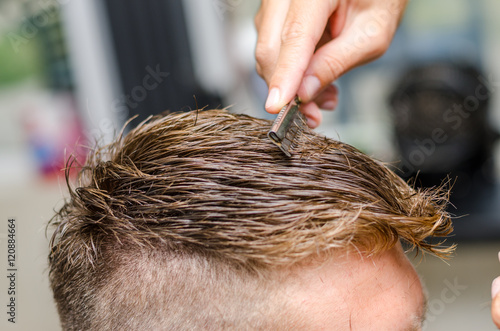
[[286, 243, 425, 330]]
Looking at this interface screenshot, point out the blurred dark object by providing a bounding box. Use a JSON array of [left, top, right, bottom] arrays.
[[34, 7, 74, 91], [103, 0, 222, 125], [390, 62, 498, 206]]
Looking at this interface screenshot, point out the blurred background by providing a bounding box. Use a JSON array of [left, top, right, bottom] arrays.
[[0, 0, 499, 329]]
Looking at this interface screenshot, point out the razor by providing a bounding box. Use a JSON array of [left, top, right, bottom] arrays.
[[267, 96, 306, 157]]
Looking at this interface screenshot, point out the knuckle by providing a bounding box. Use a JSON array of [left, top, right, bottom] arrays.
[[255, 43, 273, 65], [281, 21, 309, 45], [255, 63, 263, 77], [369, 32, 392, 59], [254, 11, 262, 27], [322, 54, 345, 81], [254, 44, 274, 81]]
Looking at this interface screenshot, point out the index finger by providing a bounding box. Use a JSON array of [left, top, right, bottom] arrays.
[[254, 0, 290, 82], [265, 0, 339, 113]]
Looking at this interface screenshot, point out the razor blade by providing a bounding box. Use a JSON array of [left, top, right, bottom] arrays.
[[267, 96, 306, 157]]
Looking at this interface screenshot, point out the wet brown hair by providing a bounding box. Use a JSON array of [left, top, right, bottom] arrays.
[[49, 109, 453, 330]]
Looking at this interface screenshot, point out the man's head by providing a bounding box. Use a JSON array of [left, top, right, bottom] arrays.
[[49, 109, 453, 330]]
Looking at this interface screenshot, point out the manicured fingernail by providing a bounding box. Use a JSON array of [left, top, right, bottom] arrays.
[[265, 87, 280, 111], [492, 277, 500, 299], [306, 117, 318, 128], [320, 100, 337, 110], [302, 75, 321, 101]]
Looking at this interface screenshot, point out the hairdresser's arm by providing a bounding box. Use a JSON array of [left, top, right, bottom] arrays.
[[255, 0, 408, 128]]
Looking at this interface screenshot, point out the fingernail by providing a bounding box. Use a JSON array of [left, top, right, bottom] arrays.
[[265, 87, 280, 111], [306, 117, 318, 128], [302, 75, 321, 101], [320, 100, 337, 110], [492, 277, 500, 299]]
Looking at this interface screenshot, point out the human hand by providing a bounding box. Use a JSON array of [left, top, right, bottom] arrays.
[[492, 252, 500, 328], [255, 0, 408, 128]]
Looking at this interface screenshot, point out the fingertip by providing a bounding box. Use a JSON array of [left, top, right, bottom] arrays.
[[301, 102, 322, 129], [319, 99, 337, 110], [265, 87, 282, 113], [306, 117, 318, 128], [298, 75, 322, 103], [265, 105, 281, 114], [314, 84, 339, 110]]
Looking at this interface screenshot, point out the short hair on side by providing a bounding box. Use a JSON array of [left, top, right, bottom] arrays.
[[48, 109, 454, 330]]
